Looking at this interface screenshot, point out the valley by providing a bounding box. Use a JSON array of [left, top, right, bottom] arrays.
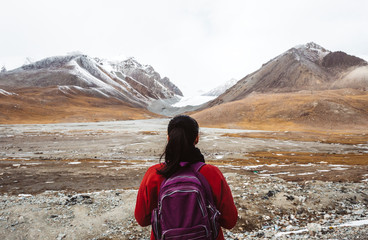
[[0, 119, 367, 239], [1, 43, 368, 239]]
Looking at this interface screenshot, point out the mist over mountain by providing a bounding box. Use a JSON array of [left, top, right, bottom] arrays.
[[202, 78, 238, 97]]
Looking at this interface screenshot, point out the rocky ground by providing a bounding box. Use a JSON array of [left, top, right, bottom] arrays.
[[1, 119, 368, 239]]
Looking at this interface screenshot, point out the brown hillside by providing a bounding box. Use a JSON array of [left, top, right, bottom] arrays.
[[192, 89, 368, 131], [0, 87, 161, 124]]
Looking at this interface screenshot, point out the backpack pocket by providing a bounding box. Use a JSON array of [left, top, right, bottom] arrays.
[[162, 225, 210, 240]]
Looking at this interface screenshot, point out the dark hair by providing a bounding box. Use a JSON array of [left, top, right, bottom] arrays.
[[157, 115, 199, 178]]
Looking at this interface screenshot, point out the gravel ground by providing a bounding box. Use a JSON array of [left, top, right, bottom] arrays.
[[1, 119, 367, 239], [0, 173, 367, 240]]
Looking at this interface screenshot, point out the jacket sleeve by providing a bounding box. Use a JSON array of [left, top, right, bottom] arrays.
[[200, 165, 238, 229], [134, 164, 164, 227]]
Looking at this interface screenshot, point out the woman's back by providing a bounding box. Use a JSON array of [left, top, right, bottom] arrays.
[[135, 163, 237, 239], [134, 115, 237, 239]]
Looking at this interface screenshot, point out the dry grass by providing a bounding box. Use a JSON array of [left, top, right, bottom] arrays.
[[139, 131, 160, 135], [0, 87, 161, 124], [192, 89, 368, 132]]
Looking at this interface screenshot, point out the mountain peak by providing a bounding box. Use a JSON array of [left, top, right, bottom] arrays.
[[294, 42, 328, 52], [287, 42, 330, 64]]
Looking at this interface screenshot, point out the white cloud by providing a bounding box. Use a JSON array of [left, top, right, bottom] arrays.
[[1, 0, 367, 95]]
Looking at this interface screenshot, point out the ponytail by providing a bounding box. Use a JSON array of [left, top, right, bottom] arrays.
[[157, 115, 199, 178]]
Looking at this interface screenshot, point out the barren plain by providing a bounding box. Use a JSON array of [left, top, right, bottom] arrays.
[[1, 119, 368, 239]]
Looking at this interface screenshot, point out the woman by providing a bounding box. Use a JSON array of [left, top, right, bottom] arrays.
[[135, 115, 238, 239]]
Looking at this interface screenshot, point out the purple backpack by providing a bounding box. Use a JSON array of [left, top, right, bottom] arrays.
[[151, 162, 220, 240]]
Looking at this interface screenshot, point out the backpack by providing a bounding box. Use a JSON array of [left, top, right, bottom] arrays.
[[151, 162, 221, 240]]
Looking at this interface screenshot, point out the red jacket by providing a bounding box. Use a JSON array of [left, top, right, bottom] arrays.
[[135, 163, 238, 240]]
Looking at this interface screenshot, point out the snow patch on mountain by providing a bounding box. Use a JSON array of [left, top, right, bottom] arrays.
[[94, 56, 183, 98], [19, 55, 79, 71], [292, 42, 330, 63], [58, 57, 147, 105], [295, 42, 328, 53]]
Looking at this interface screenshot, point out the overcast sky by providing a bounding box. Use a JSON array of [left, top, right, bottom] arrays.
[[1, 0, 367, 95]]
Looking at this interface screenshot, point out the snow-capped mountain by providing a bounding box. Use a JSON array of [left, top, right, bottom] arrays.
[[0, 54, 184, 123], [207, 42, 368, 107], [95, 57, 182, 98], [202, 78, 238, 96], [193, 42, 368, 131], [0, 54, 182, 108]]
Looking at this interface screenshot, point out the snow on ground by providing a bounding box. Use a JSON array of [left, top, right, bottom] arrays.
[[0, 89, 16, 96], [275, 218, 368, 238]]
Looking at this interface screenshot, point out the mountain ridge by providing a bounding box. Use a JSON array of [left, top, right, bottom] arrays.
[[0, 54, 182, 123], [0, 54, 182, 107]]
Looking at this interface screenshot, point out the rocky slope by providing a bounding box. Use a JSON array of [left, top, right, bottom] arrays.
[[207, 42, 368, 107], [0, 55, 182, 123]]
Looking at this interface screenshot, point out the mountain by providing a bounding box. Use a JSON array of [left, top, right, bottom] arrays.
[[207, 42, 368, 107], [202, 78, 238, 96], [95, 57, 183, 99], [193, 43, 368, 131], [0, 54, 182, 123]]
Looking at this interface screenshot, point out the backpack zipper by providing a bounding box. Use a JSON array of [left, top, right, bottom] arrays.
[[207, 204, 220, 238], [165, 175, 199, 183], [153, 209, 160, 239]]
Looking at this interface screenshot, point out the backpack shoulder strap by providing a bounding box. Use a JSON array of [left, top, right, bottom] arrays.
[[191, 161, 206, 172], [190, 162, 216, 204]]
